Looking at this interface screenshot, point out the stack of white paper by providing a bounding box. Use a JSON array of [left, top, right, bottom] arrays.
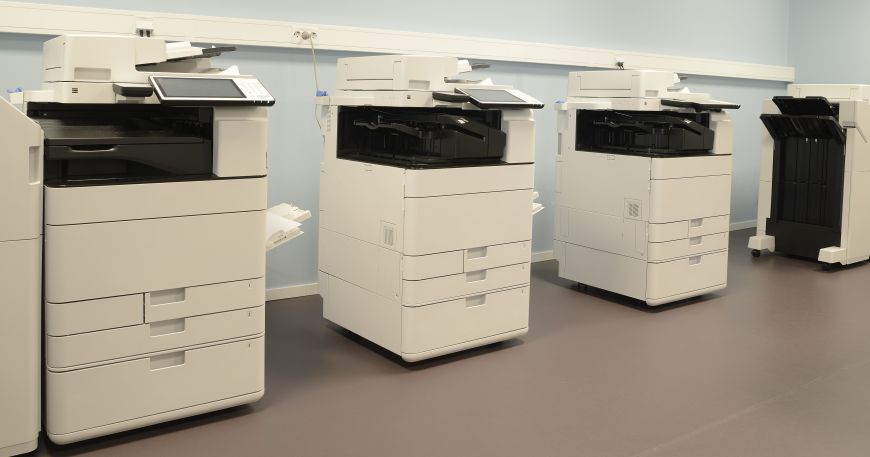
[[532, 191, 544, 216], [164, 41, 202, 60], [265, 203, 311, 251]]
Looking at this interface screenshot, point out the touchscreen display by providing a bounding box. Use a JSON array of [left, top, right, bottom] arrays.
[[154, 77, 245, 98], [460, 88, 526, 103]]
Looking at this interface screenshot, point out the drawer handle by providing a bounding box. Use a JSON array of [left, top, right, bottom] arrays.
[[690, 218, 704, 228], [466, 270, 487, 282], [466, 294, 487, 308], [29, 146, 41, 184], [689, 256, 702, 265], [150, 351, 185, 370], [148, 288, 186, 306], [150, 318, 186, 337], [467, 247, 488, 259], [689, 236, 702, 246]]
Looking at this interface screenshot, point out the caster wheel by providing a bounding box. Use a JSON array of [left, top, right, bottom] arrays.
[[821, 263, 832, 271], [751, 249, 761, 258]]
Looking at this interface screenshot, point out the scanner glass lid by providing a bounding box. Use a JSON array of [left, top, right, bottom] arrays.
[[454, 88, 544, 109], [153, 77, 246, 98], [459, 88, 526, 103]]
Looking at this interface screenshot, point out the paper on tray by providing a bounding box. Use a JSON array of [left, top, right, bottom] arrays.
[[265, 203, 310, 251]]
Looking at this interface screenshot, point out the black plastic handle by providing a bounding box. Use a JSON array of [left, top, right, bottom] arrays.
[[661, 99, 741, 111], [113, 84, 155, 98], [433, 91, 472, 103]]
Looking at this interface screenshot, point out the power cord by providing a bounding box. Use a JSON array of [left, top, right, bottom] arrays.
[[301, 31, 326, 130]]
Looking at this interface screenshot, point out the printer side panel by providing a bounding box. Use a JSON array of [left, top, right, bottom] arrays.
[[756, 100, 779, 239], [841, 101, 870, 263], [0, 98, 42, 457], [0, 98, 43, 242], [213, 107, 269, 178], [502, 109, 536, 164]]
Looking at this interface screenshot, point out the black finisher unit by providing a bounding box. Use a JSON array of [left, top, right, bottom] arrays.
[[337, 107, 507, 168], [576, 110, 714, 156], [28, 103, 214, 187], [760, 96, 846, 259]]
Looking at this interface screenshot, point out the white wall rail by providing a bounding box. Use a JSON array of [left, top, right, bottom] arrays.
[[0, 1, 794, 82]]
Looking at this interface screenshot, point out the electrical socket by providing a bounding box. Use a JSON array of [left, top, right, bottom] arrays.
[[291, 28, 319, 44]]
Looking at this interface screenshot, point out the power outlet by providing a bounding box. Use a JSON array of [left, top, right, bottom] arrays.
[[291, 28, 319, 44]]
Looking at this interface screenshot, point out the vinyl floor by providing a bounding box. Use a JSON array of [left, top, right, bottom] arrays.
[[34, 229, 870, 457]]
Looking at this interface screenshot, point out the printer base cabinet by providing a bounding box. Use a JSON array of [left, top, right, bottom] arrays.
[[320, 273, 529, 362], [0, 239, 40, 457], [46, 336, 264, 444]]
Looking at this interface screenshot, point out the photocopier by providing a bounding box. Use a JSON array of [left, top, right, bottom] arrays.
[[316, 55, 544, 361], [554, 70, 739, 305], [0, 87, 41, 457], [748, 85, 870, 268], [0, 34, 306, 450]]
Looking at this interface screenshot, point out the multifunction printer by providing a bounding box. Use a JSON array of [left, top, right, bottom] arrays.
[[554, 70, 739, 305], [317, 55, 544, 361], [1, 34, 305, 448], [749, 85, 870, 268]]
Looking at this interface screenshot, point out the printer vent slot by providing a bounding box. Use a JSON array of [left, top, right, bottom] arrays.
[[337, 106, 506, 169], [381, 221, 396, 247], [625, 199, 641, 219], [576, 110, 713, 156]]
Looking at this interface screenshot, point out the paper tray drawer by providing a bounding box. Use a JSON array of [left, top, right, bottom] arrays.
[[46, 336, 264, 437], [650, 155, 732, 179], [402, 263, 530, 306], [648, 215, 731, 242], [404, 164, 534, 197], [649, 175, 731, 224], [45, 178, 266, 225], [47, 294, 144, 337], [647, 233, 729, 262], [402, 286, 529, 355], [646, 251, 728, 301], [403, 189, 533, 256], [464, 241, 531, 272], [45, 211, 265, 303], [47, 306, 264, 369]]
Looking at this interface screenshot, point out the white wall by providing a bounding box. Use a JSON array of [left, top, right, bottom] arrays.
[[0, 1, 791, 291]]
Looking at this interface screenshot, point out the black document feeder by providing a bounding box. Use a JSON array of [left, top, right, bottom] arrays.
[[577, 110, 714, 156], [337, 107, 507, 169], [760, 96, 846, 259], [29, 104, 214, 187]]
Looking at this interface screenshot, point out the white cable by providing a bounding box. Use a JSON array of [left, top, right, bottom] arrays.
[[308, 35, 321, 93], [304, 32, 324, 131]]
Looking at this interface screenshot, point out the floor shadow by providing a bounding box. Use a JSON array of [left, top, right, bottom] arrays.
[[569, 282, 721, 314], [326, 323, 524, 371], [37, 404, 256, 456]]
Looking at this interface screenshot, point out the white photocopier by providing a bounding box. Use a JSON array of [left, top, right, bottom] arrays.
[[1, 34, 306, 448], [748, 85, 870, 268], [0, 96, 41, 457], [554, 70, 739, 305], [317, 55, 544, 361]]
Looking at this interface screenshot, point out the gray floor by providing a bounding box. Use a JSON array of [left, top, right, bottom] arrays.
[[34, 229, 870, 457]]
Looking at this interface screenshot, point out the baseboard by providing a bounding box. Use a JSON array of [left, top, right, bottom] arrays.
[[266, 283, 319, 302], [730, 220, 757, 231], [532, 250, 555, 263]]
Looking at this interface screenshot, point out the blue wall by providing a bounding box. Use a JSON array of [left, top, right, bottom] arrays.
[[789, 0, 870, 83], [1, 1, 791, 290]]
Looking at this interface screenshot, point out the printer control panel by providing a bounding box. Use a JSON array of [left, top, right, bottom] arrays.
[[233, 78, 274, 104], [150, 76, 275, 106]]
